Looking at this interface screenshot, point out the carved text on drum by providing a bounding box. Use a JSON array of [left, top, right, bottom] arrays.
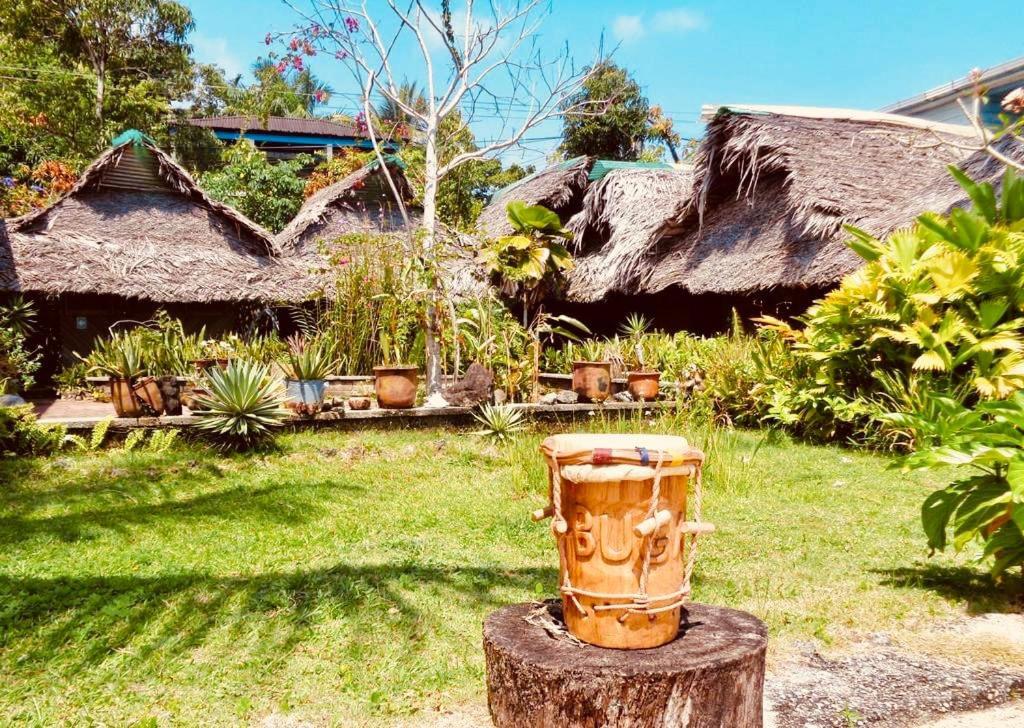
[[569, 505, 695, 563]]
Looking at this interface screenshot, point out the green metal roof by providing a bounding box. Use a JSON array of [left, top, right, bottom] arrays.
[[588, 159, 673, 181], [111, 129, 157, 148]]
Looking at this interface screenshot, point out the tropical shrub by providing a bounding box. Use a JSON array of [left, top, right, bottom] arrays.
[[758, 167, 1024, 446], [0, 296, 40, 393], [472, 403, 527, 441], [888, 392, 1024, 575], [480, 202, 574, 323], [193, 360, 289, 450], [200, 141, 310, 233]]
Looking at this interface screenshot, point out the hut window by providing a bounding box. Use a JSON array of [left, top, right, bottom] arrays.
[[75, 316, 88, 331]]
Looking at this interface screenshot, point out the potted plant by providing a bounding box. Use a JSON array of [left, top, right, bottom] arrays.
[[373, 332, 418, 409], [280, 335, 335, 415], [191, 336, 232, 373], [145, 316, 193, 416], [85, 332, 159, 417], [572, 338, 611, 403], [621, 315, 660, 401]]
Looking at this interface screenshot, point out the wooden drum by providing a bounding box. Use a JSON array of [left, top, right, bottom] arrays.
[[536, 434, 711, 649]]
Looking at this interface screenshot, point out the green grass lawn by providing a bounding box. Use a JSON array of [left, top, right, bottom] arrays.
[[1, 417, 1019, 726]]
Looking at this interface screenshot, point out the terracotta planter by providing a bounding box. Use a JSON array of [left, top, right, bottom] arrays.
[[572, 361, 612, 403], [191, 358, 229, 374], [373, 365, 418, 409], [159, 376, 183, 416], [132, 376, 164, 415], [627, 371, 661, 401], [109, 378, 142, 417]]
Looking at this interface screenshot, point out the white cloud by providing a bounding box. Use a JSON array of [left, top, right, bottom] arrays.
[[612, 15, 645, 43], [652, 8, 708, 32], [612, 8, 708, 43], [191, 32, 244, 79]]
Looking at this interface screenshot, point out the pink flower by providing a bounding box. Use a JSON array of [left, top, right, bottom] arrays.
[[345, 16, 359, 33], [289, 37, 300, 51], [314, 89, 327, 103], [275, 61, 288, 74], [264, 33, 273, 45], [292, 56, 304, 71], [311, 24, 321, 37], [1003, 87, 1024, 115], [303, 40, 316, 56], [334, 50, 349, 60]]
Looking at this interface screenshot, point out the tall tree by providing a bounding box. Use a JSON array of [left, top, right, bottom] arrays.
[[559, 61, 649, 161], [0, 0, 196, 167], [275, 1, 605, 395]]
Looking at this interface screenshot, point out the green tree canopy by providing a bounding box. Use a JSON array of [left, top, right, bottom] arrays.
[[559, 61, 650, 161], [199, 141, 309, 233], [0, 0, 196, 169]]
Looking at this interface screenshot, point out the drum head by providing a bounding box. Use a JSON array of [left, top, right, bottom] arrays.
[[540, 433, 702, 466]]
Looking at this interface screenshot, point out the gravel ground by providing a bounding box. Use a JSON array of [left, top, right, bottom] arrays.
[[764, 641, 1024, 728]]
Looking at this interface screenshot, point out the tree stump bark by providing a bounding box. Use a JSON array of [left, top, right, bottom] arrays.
[[484, 602, 767, 728]]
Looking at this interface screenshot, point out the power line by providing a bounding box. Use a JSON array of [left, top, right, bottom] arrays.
[[0, 64, 703, 120]]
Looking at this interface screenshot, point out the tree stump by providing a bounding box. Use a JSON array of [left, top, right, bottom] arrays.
[[484, 602, 767, 728]]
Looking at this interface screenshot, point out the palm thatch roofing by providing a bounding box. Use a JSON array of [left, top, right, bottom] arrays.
[[640, 106, 997, 296], [477, 156, 593, 237], [478, 107, 1024, 303], [2, 131, 314, 303], [276, 159, 416, 258]]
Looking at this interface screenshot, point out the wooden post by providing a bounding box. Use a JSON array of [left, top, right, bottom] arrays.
[[484, 602, 767, 728]]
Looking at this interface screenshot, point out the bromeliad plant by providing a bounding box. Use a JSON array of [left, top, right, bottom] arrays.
[[193, 360, 289, 450], [84, 331, 146, 381], [887, 392, 1024, 576]]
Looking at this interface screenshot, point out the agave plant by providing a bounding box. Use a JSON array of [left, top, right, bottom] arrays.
[[473, 403, 527, 442], [280, 335, 336, 380], [193, 360, 289, 450]]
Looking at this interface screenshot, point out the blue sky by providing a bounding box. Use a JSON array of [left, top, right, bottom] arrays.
[[185, 0, 1023, 166]]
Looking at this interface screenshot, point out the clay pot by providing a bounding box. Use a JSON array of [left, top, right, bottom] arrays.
[[627, 371, 661, 401], [373, 366, 418, 409], [109, 378, 142, 417], [572, 361, 612, 403], [132, 376, 164, 415], [347, 396, 371, 411], [191, 358, 229, 374], [158, 376, 183, 416]]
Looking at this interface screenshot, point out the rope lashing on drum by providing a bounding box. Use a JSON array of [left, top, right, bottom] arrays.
[[542, 446, 707, 618]]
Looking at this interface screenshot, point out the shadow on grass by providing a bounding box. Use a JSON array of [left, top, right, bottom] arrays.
[[0, 476, 362, 545], [0, 562, 558, 676], [874, 563, 1024, 614]]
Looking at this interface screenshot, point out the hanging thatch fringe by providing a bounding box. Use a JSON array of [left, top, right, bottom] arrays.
[[1, 137, 318, 303]]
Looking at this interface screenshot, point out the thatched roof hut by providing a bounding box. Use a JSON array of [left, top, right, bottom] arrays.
[[477, 156, 593, 237], [1, 130, 312, 303], [565, 166, 692, 302], [639, 106, 984, 297], [276, 159, 416, 258]]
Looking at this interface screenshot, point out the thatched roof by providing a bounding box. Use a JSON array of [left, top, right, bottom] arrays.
[[1, 134, 315, 303], [477, 156, 593, 236], [276, 160, 415, 258], [565, 166, 692, 302], [640, 106, 989, 296]]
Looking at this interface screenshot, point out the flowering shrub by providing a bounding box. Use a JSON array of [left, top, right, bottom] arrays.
[[0, 160, 76, 217]]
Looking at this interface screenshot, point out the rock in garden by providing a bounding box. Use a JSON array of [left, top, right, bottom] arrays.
[[553, 390, 579, 404], [493, 388, 507, 404], [347, 397, 371, 410], [0, 393, 27, 407], [612, 391, 634, 402], [538, 392, 559, 405], [443, 362, 494, 406]]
